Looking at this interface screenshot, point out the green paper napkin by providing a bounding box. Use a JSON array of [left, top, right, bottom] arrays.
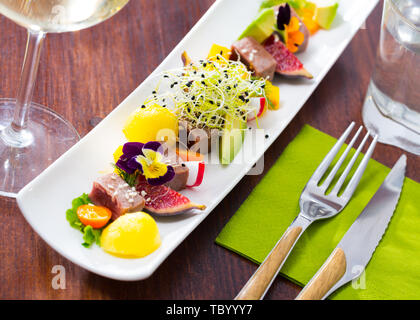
[[216, 125, 420, 300]]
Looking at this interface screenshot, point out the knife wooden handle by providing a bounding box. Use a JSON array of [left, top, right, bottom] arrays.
[[235, 226, 303, 300], [296, 248, 347, 300]]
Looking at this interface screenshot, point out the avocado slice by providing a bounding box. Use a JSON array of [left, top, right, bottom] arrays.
[[219, 114, 247, 165], [260, 0, 308, 11], [310, 0, 338, 29], [238, 8, 276, 43]]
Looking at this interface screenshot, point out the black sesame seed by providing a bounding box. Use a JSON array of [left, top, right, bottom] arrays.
[[203, 63, 207, 67], [181, 163, 186, 167], [201, 74, 205, 78], [191, 96, 196, 100], [201, 81, 206, 85], [141, 105, 146, 108], [218, 79, 222, 84], [265, 134, 269, 139], [209, 100, 214, 104], [152, 90, 157, 94]]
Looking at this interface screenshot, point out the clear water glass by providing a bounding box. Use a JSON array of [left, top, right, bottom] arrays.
[[362, 0, 420, 155]]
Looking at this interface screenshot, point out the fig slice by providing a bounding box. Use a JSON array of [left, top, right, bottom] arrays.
[[136, 176, 206, 216], [263, 35, 313, 79]]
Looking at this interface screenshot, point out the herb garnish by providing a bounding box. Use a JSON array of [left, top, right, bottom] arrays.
[[66, 193, 102, 248]]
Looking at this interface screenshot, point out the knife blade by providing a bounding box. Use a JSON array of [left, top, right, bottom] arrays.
[[296, 154, 407, 300]]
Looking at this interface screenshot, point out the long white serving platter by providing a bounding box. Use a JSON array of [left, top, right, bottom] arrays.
[[17, 0, 379, 281]]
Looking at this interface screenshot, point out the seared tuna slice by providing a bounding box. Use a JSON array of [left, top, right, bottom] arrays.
[[159, 145, 190, 191], [178, 121, 219, 154], [89, 173, 145, 220], [165, 164, 189, 191], [231, 36, 277, 81]]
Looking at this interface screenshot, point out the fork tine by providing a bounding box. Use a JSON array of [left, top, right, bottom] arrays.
[[331, 131, 371, 195], [310, 122, 355, 183], [321, 126, 363, 190], [336, 133, 378, 198]]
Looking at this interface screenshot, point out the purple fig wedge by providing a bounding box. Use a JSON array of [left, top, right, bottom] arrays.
[[136, 176, 205, 216], [263, 35, 313, 79]]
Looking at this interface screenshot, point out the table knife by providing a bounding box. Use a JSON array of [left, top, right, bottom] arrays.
[[296, 154, 407, 300]]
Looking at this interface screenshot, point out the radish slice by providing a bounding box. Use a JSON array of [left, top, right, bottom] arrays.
[[184, 161, 205, 188], [247, 97, 266, 122]]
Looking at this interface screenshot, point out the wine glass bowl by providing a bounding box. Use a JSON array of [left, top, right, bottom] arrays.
[[0, 0, 129, 33], [0, 0, 130, 197]]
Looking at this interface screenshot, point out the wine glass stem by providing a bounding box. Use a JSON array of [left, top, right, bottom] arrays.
[[1, 30, 45, 148]]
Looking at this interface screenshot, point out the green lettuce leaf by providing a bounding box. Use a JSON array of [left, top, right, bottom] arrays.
[[66, 193, 103, 248], [82, 225, 102, 248]]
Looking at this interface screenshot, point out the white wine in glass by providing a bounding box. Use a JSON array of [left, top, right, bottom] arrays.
[[0, 0, 129, 197]]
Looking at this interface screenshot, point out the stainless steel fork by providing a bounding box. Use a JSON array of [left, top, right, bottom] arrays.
[[235, 122, 378, 300]]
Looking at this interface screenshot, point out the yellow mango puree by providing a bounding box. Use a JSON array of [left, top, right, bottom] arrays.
[[101, 212, 161, 258]]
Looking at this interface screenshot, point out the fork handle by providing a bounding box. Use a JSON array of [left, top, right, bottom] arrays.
[[235, 216, 310, 300], [296, 248, 347, 300]]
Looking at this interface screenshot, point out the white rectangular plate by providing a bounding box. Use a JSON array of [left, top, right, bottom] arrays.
[[17, 0, 379, 281]]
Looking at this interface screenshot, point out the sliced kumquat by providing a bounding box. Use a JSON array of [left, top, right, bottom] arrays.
[[77, 204, 112, 229]]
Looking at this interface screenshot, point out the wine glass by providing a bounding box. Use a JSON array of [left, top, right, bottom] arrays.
[[0, 0, 129, 197]]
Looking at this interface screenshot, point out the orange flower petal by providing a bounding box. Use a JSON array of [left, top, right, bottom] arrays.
[[287, 42, 298, 53], [288, 16, 301, 32], [290, 30, 305, 46]]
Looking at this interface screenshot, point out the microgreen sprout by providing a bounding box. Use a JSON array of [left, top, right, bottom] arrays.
[[142, 54, 267, 130]]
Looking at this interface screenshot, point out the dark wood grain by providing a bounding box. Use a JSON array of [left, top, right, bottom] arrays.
[[0, 0, 418, 300]]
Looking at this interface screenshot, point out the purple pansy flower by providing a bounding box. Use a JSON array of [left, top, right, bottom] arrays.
[[116, 141, 175, 186], [277, 3, 291, 31]]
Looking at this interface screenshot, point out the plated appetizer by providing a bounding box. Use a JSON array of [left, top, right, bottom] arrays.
[[66, 0, 338, 259]]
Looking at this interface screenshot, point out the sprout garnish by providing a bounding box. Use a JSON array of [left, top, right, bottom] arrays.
[[143, 55, 267, 130]]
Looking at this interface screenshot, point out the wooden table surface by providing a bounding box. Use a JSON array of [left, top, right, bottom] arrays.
[[0, 0, 418, 300]]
